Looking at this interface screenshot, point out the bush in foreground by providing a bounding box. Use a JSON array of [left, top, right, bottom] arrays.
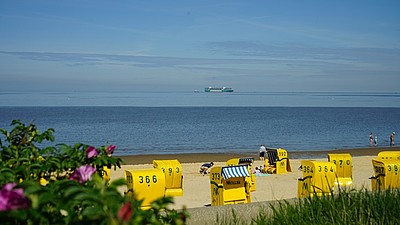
[[0, 120, 187, 225]]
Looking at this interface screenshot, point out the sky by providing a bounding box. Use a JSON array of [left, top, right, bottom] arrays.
[[1, 0, 400, 93]]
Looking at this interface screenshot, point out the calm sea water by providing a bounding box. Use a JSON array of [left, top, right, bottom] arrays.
[[0, 105, 399, 156], [0, 91, 400, 107]]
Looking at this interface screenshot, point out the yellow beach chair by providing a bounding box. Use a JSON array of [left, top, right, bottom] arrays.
[[370, 159, 400, 191], [264, 148, 292, 174], [298, 160, 336, 198], [210, 165, 251, 206], [327, 153, 353, 186], [226, 157, 256, 192], [100, 166, 111, 184], [125, 169, 166, 209], [153, 159, 183, 196], [377, 151, 400, 160]]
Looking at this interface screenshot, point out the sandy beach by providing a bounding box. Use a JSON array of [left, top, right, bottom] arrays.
[[111, 147, 399, 224]]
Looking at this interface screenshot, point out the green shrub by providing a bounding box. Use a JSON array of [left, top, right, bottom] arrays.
[[0, 120, 188, 225]]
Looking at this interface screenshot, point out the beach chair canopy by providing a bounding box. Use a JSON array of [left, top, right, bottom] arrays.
[[267, 149, 278, 166], [238, 157, 254, 164], [222, 165, 250, 180]]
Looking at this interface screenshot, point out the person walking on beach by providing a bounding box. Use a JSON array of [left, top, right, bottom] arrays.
[[390, 132, 395, 146], [369, 132, 374, 147], [374, 135, 378, 147], [259, 144, 267, 161]]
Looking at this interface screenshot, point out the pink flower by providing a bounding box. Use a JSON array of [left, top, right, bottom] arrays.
[[117, 202, 132, 222], [107, 145, 116, 155], [0, 183, 30, 211], [86, 146, 98, 159], [70, 165, 96, 184]]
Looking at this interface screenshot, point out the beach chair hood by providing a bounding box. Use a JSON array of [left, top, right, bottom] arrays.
[[222, 165, 250, 180], [238, 157, 254, 164]]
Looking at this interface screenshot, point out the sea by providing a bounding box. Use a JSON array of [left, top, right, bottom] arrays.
[[0, 91, 399, 156]]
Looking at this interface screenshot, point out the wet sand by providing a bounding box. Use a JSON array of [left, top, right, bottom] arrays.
[[118, 147, 396, 165]]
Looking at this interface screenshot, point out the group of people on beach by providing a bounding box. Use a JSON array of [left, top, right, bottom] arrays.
[[199, 133, 396, 176], [369, 132, 395, 147], [199, 143, 268, 175]]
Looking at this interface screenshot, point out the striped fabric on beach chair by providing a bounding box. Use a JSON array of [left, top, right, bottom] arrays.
[[222, 165, 250, 180]]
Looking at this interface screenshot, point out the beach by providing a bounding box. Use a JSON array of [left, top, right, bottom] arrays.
[[112, 147, 399, 224]]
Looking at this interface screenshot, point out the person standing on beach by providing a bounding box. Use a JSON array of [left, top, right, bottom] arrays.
[[369, 132, 374, 147], [374, 135, 378, 147], [390, 132, 395, 146], [259, 144, 267, 161]]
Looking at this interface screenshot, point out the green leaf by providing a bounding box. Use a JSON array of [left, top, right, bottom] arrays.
[[63, 186, 85, 199], [80, 205, 104, 219], [0, 168, 16, 182], [74, 192, 102, 204], [20, 182, 43, 195], [0, 128, 8, 136], [0, 167, 15, 175], [109, 178, 127, 188]]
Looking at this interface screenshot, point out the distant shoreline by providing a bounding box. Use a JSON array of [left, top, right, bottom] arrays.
[[118, 146, 399, 165]]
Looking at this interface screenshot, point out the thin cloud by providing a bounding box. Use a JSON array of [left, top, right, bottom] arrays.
[[1, 44, 399, 78], [0, 50, 268, 67], [206, 41, 400, 65]]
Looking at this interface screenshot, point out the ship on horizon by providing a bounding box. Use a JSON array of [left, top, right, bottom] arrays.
[[204, 87, 234, 92]]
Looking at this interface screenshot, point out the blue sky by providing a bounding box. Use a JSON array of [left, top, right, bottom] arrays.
[[1, 0, 399, 93]]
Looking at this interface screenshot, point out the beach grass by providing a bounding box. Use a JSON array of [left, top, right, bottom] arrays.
[[213, 189, 400, 225]]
